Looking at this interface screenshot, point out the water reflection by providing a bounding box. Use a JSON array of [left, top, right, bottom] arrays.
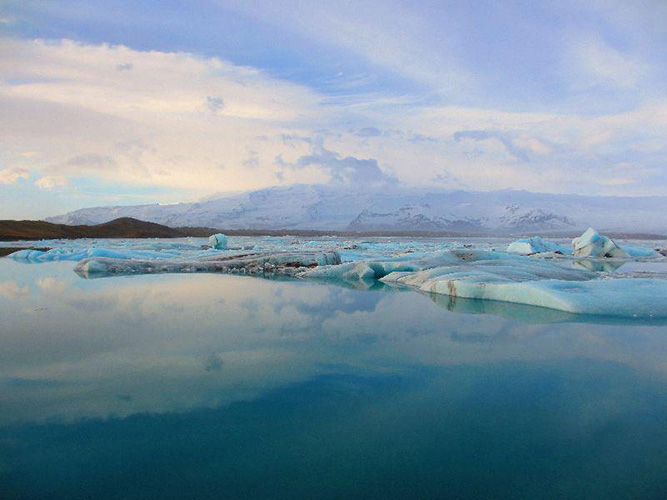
[[0, 280, 29, 299], [572, 259, 625, 273], [1, 258, 667, 425], [4, 363, 667, 499], [429, 291, 667, 326], [3, 259, 667, 498]]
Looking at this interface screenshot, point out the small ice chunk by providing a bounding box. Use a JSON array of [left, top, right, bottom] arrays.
[[208, 233, 228, 250], [302, 260, 421, 281], [507, 237, 571, 255], [572, 228, 629, 258], [621, 246, 659, 258]]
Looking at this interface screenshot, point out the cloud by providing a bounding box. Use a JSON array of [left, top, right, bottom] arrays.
[[57, 153, 118, 173], [356, 127, 381, 137], [206, 95, 225, 113], [223, 0, 472, 94], [283, 144, 397, 186], [0, 167, 30, 184], [0, 37, 323, 193], [35, 175, 68, 190], [0, 28, 665, 217], [432, 170, 465, 188], [453, 130, 531, 162], [409, 133, 439, 144], [565, 35, 650, 90], [242, 150, 260, 168]]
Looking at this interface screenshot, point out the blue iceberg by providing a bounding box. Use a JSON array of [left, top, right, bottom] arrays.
[[507, 237, 572, 255], [208, 233, 228, 250]]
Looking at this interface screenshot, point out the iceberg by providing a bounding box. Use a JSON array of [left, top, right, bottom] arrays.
[[621, 245, 660, 258], [299, 248, 667, 318], [208, 233, 228, 250], [506, 237, 571, 255], [9, 247, 181, 263], [507, 230, 659, 259], [423, 277, 667, 318], [302, 260, 423, 282], [376, 250, 667, 318], [8, 233, 665, 319], [75, 251, 341, 278], [572, 228, 628, 258]]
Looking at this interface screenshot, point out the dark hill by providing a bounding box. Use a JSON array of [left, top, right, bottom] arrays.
[[0, 217, 217, 241]]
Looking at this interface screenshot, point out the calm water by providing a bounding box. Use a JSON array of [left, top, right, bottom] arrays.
[[2, 258, 667, 499]]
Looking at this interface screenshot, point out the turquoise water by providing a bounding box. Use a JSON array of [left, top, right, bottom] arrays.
[[2, 258, 667, 499]]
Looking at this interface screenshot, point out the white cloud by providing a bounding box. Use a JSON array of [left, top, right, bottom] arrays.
[[0, 167, 30, 184], [222, 0, 472, 94], [35, 175, 68, 190], [0, 38, 326, 192], [0, 39, 321, 121], [0, 37, 665, 201], [565, 35, 650, 90]]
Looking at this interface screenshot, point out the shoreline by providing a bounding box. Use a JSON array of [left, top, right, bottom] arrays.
[[1, 218, 665, 242]]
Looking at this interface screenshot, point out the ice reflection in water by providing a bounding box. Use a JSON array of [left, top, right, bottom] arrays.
[[3, 258, 667, 498]]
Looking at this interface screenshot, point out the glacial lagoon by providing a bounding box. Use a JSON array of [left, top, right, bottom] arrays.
[[2, 236, 667, 498]]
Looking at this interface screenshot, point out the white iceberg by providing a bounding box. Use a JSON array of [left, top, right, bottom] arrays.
[[507, 230, 659, 259], [506, 237, 571, 255], [300, 248, 667, 318], [377, 250, 667, 318], [572, 228, 629, 258], [208, 233, 228, 250]]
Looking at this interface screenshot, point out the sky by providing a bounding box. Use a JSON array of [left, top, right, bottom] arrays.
[[0, 0, 666, 218]]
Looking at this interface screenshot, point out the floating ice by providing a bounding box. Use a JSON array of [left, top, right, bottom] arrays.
[[302, 260, 423, 282], [507, 230, 659, 258], [621, 245, 660, 258], [377, 250, 667, 318], [425, 277, 667, 319], [208, 233, 228, 250], [75, 251, 341, 278], [506, 237, 571, 255], [299, 248, 667, 318], [572, 228, 628, 258], [6, 233, 666, 319], [10, 247, 180, 262]]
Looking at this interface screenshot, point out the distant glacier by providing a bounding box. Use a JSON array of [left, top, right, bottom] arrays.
[[46, 184, 667, 234]]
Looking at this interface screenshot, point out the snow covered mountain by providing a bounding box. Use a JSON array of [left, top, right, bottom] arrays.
[[347, 205, 485, 232], [46, 185, 667, 234]]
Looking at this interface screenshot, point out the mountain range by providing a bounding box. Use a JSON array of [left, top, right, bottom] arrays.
[[46, 185, 667, 235]]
